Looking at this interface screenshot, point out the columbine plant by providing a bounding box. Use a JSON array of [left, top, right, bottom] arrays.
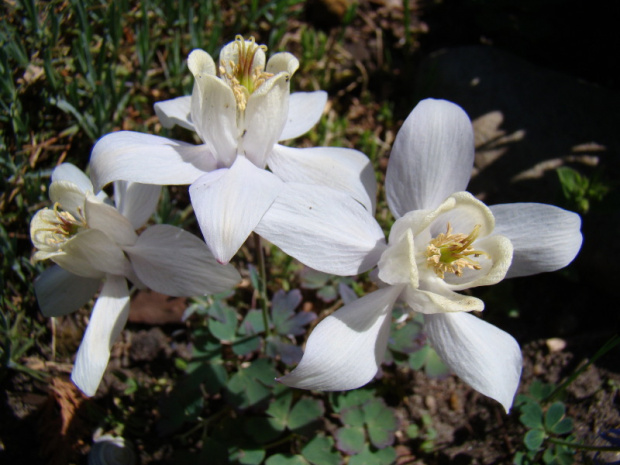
[[89, 36, 383, 275], [30, 163, 240, 396], [279, 99, 583, 412]]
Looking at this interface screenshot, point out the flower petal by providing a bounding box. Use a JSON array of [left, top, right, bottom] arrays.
[[490, 203, 583, 278], [51, 229, 131, 279], [34, 265, 100, 317], [243, 72, 291, 168], [278, 285, 402, 390], [71, 275, 130, 396], [90, 131, 215, 190], [279, 91, 327, 141], [386, 99, 474, 216], [424, 312, 522, 412], [84, 194, 138, 247], [267, 144, 376, 212], [51, 163, 93, 194], [113, 181, 161, 230], [189, 156, 284, 263], [124, 224, 241, 296], [402, 281, 484, 314], [254, 183, 386, 276], [49, 180, 87, 219], [154, 96, 195, 131]]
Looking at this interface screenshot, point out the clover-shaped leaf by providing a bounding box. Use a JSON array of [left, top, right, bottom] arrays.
[[301, 435, 340, 465], [208, 301, 238, 342], [335, 426, 365, 455], [271, 289, 316, 336], [266, 336, 304, 365], [265, 454, 310, 465], [519, 401, 544, 429], [409, 344, 449, 378], [524, 428, 545, 451], [288, 397, 324, 432], [544, 402, 570, 433], [227, 359, 277, 409], [362, 399, 399, 448], [347, 444, 396, 465]]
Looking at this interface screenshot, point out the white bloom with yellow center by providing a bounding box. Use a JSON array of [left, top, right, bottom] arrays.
[[279, 99, 583, 412], [31, 164, 240, 396], [89, 36, 382, 274]]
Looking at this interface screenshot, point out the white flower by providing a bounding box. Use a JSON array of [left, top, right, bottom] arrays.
[[31, 163, 241, 396], [89, 36, 382, 274], [279, 99, 583, 412]]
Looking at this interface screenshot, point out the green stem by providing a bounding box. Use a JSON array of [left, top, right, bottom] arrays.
[[254, 234, 270, 338], [547, 437, 620, 452]]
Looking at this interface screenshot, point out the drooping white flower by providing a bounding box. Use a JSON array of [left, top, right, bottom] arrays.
[[31, 163, 241, 396], [279, 99, 583, 412], [89, 36, 382, 274]]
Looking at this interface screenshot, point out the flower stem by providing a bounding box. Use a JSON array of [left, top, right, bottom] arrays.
[[546, 437, 620, 452], [254, 233, 270, 338]]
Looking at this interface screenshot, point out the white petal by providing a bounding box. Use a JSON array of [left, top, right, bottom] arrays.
[[279, 91, 327, 141], [265, 51, 299, 76], [386, 99, 474, 216], [84, 194, 138, 247], [34, 265, 100, 317], [255, 183, 386, 276], [49, 181, 87, 219], [192, 75, 238, 167], [189, 156, 284, 263], [71, 275, 130, 396], [243, 72, 291, 168], [279, 285, 402, 390], [90, 131, 215, 190], [52, 229, 131, 278], [154, 96, 195, 131], [51, 163, 93, 194], [124, 224, 241, 296], [267, 144, 376, 213], [402, 282, 484, 314], [113, 181, 161, 230], [490, 203, 583, 278], [424, 312, 522, 412], [377, 229, 419, 288], [187, 48, 217, 77]]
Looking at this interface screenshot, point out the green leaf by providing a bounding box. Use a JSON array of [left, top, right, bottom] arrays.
[[330, 389, 374, 413], [528, 380, 555, 401], [230, 448, 266, 465], [227, 359, 277, 408], [266, 390, 294, 431], [208, 301, 239, 342], [265, 454, 310, 465], [348, 444, 396, 465], [363, 399, 399, 448], [288, 398, 324, 432], [551, 418, 573, 435], [524, 428, 545, 451], [340, 406, 365, 427], [271, 289, 316, 336], [389, 318, 423, 354], [301, 435, 340, 465], [334, 426, 365, 455], [520, 402, 544, 429], [544, 402, 566, 430]]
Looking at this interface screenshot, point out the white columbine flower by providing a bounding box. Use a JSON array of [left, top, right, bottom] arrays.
[[279, 99, 583, 412], [31, 163, 241, 396], [89, 36, 383, 275]]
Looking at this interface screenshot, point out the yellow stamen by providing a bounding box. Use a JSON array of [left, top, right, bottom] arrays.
[[220, 35, 273, 112], [426, 223, 489, 279]]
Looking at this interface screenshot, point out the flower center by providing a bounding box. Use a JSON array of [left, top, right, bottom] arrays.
[[37, 203, 87, 250], [220, 35, 274, 112], [425, 223, 488, 279]]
